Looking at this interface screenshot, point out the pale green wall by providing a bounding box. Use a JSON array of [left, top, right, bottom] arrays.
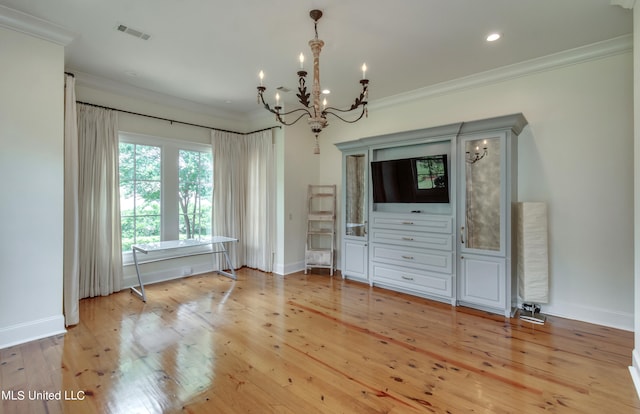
[[632, 2, 640, 386], [0, 27, 66, 347]]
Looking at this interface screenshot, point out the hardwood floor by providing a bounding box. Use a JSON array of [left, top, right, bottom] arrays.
[[1, 268, 639, 413]]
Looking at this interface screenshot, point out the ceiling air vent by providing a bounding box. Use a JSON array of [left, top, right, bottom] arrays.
[[116, 24, 151, 40]]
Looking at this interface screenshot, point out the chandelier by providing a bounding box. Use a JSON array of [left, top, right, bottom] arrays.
[[257, 9, 369, 154], [466, 140, 488, 164]]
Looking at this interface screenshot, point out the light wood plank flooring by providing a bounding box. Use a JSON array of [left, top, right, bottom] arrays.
[[1, 268, 639, 413]]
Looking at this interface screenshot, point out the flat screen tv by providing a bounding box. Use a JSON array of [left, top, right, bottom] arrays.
[[371, 154, 449, 203]]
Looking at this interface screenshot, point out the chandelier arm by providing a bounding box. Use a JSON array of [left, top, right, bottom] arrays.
[[258, 91, 313, 120], [322, 103, 367, 114], [261, 102, 313, 119], [348, 87, 368, 110], [273, 107, 312, 118], [257, 91, 274, 111], [323, 106, 367, 124], [261, 104, 313, 126], [274, 110, 312, 126], [324, 81, 369, 113]]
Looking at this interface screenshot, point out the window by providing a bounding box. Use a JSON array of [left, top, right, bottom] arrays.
[[118, 133, 213, 257], [119, 143, 162, 252], [178, 150, 213, 240]]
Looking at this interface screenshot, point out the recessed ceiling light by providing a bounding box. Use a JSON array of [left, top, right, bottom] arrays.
[[486, 33, 501, 42], [322, 89, 330, 95], [124, 70, 138, 77]]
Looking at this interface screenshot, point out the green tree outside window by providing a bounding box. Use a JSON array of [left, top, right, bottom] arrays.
[[178, 150, 213, 240]]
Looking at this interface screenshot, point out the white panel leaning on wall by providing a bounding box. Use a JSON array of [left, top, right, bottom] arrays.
[[516, 202, 549, 324]]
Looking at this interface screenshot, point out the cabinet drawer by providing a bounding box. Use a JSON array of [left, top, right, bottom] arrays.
[[370, 229, 452, 251], [371, 213, 452, 234], [370, 244, 452, 274], [372, 263, 452, 297]]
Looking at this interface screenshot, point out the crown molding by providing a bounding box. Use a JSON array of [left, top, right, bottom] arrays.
[[0, 4, 75, 46], [70, 69, 247, 124], [370, 34, 633, 111], [73, 32, 632, 128], [611, 0, 636, 9]]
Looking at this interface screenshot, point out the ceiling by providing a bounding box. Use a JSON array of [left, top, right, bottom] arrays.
[[0, 0, 633, 119]]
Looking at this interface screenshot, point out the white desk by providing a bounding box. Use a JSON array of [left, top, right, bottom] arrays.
[[131, 237, 238, 302]]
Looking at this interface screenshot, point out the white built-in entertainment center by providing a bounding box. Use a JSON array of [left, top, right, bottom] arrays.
[[335, 113, 528, 317]]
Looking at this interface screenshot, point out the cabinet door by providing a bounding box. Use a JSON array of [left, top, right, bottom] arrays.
[[459, 133, 506, 256], [459, 254, 506, 312], [345, 153, 368, 238], [457, 132, 510, 315], [343, 239, 368, 281], [342, 151, 368, 280]]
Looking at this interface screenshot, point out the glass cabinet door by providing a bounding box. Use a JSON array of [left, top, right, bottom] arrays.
[[460, 135, 504, 254], [342, 151, 369, 282], [345, 153, 367, 238]]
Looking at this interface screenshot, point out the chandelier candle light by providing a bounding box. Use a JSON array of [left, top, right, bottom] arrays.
[[257, 9, 370, 154]]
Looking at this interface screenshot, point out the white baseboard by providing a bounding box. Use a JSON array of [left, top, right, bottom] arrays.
[[272, 262, 285, 276], [275, 260, 305, 276], [0, 315, 66, 350], [629, 349, 640, 399], [538, 301, 633, 331]]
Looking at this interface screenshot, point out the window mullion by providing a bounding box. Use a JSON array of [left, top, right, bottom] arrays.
[[163, 145, 179, 241]]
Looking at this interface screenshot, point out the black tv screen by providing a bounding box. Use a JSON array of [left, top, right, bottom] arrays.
[[371, 154, 449, 203]]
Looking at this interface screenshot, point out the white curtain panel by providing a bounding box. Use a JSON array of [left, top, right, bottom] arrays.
[[77, 104, 123, 297], [63, 74, 80, 326], [211, 129, 275, 272], [212, 130, 246, 269], [244, 130, 275, 271]]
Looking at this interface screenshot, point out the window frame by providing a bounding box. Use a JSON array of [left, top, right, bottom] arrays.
[[119, 132, 213, 265]]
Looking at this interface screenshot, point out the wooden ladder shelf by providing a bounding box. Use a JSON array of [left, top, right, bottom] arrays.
[[304, 184, 337, 276]]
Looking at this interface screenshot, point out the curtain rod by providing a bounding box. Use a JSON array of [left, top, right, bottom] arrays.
[[64, 71, 278, 134], [72, 99, 279, 136], [75, 100, 279, 135]]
